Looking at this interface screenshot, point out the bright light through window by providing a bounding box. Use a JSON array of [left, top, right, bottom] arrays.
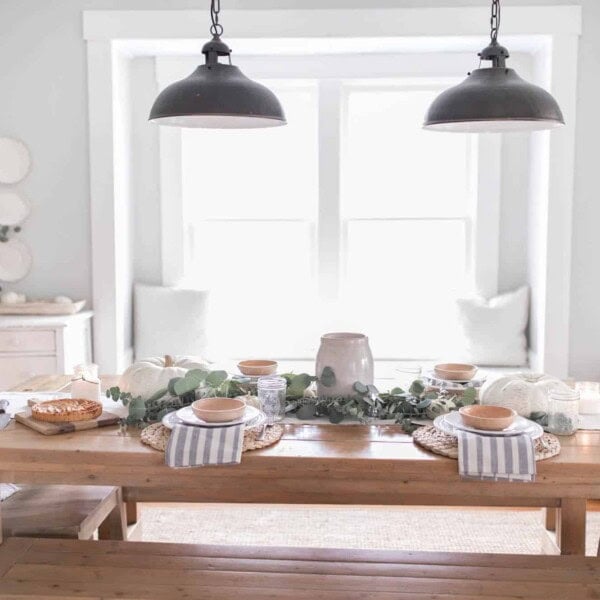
[[181, 80, 474, 359]]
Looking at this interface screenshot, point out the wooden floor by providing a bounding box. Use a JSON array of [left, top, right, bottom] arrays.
[[0, 537, 599, 599]]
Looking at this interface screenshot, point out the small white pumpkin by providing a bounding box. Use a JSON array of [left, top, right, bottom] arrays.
[[53, 295, 73, 304], [119, 354, 210, 400], [479, 372, 570, 416]]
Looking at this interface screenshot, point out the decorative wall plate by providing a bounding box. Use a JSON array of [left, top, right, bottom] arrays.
[[0, 138, 31, 184], [0, 239, 33, 282], [0, 191, 30, 225]]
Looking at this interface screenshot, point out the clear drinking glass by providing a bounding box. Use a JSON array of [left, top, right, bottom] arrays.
[[257, 376, 287, 423], [395, 363, 422, 392], [547, 389, 580, 436]]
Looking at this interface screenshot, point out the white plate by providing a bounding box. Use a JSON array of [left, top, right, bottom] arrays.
[[0, 192, 30, 226], [435, 411, 543, 439], [423, 370, 487, 386], [162, 405, 265, 430], [0, 138, 31, 184], [0, 239, 32, 282]]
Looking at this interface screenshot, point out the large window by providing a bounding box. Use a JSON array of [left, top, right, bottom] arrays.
[[178, 76, 479, 359]]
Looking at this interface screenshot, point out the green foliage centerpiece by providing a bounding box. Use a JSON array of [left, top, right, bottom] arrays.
[[108, 365, 474, 433]]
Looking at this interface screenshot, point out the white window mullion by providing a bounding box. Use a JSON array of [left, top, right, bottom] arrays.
[[318, 79, 342, 301], [158, 125, 185, 287], [471, 133, 501, 298]]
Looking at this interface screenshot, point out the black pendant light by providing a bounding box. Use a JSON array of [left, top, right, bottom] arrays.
[[149, 0, 286, 128], [424, 0, 564, 132]]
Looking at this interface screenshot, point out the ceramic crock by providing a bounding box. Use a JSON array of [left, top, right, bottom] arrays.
[[315, 332, 374, 397]]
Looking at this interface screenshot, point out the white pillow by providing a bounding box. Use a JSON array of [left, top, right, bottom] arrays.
[[455, 286, 529, 366], [134, 284, 210, 360]]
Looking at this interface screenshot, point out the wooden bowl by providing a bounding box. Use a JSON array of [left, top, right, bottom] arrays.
[[192, 397, 246, 423], [459, 405, 516, 431], [237, 360, 278, 377], [434, 363, 477, 381]]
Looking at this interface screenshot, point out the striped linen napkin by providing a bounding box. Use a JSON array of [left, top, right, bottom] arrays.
[[457, 431, 536, 482], [165, 424, 244, 468]]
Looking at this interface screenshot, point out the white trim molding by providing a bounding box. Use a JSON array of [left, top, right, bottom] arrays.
[[84, 6, 580, 375]]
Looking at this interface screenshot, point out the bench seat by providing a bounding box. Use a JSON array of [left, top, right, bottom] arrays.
[[0, 537, 599, 599]]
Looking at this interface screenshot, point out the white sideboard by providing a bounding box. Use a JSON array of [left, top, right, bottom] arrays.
[[0, 311, 93, 389]]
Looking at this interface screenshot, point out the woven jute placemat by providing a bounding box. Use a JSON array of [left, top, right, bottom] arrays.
[[141, 422, 284, 453], [413, 425, 561, 461]]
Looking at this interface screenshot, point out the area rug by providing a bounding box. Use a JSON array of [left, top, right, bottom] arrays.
[[130, 504, 600, 556]]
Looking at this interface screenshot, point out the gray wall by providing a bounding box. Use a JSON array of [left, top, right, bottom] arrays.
[[0, 0, 597, 378]]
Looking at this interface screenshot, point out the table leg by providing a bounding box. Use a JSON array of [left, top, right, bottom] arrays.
[[557, 498, 586, 555], [544, 507, 558, 532], [126, 500, 138, 526]]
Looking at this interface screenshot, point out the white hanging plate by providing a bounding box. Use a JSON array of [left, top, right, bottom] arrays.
[[0, 239, 33, 282], [0, 192, 30, 225], [0, 138, 31, 184]]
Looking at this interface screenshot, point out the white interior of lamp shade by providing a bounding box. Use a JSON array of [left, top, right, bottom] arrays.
[[150, 114, 286, 128], [423, 119, 564, 133]]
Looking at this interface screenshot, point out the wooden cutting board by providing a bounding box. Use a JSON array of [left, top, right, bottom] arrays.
[[15, 409, 120, 435]]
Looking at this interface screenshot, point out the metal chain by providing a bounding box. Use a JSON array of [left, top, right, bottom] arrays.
[[210, 0, 223, 37], [490, 0, 501, 42]]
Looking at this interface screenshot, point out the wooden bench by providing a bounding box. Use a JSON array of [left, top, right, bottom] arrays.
[[1, 486, 127, 541], [0, 537, 598, 599]]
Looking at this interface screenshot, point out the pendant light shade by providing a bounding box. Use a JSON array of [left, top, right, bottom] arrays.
[[149, 3, 286, 129], [424, 1, 564, 133]]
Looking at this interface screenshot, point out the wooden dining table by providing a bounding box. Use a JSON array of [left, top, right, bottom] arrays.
[[1, 375, 599, 555]]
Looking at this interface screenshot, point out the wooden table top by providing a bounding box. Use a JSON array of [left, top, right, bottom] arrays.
[[2, 375, 600, 504]]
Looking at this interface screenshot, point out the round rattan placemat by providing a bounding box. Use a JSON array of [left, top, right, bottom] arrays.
[[141, 422, 284, 453], [412, 425, 560, 461]]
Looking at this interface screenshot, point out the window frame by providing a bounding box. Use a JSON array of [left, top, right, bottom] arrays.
[[157, 56, 501, 303]]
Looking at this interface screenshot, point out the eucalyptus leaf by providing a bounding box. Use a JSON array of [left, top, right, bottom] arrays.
[[147, 387, 168, 403], [409, 380, 425, 396], [353, 381, 368, 395], [296, 403, 317, 420], [319, 366, 336, 388], [173, 377, 198, 397], [288, 373, 313, 397], [205, 370, 228, 388], [168, 377, 182, 397], [461, 388, 477, 405], [328, 407, 345, 424], [390, 387, 405, 395], [128, 397, 146, 421]]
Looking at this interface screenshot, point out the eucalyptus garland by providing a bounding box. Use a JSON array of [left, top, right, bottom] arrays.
[[107, 367, 476, 433]]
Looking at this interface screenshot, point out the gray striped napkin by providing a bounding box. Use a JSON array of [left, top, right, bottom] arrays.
[[165, 424, 244, 468], [457, 431, 536, 482]]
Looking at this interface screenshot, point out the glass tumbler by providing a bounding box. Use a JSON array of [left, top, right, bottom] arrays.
[[257, 376, 287, 423], [547, 389, 580, 436]]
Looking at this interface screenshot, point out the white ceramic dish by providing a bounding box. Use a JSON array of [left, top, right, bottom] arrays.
[[0, 239, 32, 282], [162, 405, 264, 430], [0, 138, 31, 184], [0, 191, 30, 226], [435, 411, 543, 439]]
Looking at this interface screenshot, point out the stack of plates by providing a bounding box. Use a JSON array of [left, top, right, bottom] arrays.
[[162, 405, 266, 431], [434, 411, 543, 439], [423, 370, 486, 392]]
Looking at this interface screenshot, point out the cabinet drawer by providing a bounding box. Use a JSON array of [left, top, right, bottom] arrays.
[[0, 330, 56, 353], [0, 355, 58, 389]]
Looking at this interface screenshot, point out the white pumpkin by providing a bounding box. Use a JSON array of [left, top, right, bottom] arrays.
[[479, 372, 570, 416], [119, 354, 210, 400], [236, 394, 261, 410]]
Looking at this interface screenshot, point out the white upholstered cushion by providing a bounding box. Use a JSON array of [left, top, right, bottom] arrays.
[[455, 286, 529, 367], [134, 284, 209, 360]]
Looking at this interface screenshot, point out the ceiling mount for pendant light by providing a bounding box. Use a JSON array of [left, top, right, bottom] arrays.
[[149, 0, 286, 129], [424, 0, 564, 133]]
